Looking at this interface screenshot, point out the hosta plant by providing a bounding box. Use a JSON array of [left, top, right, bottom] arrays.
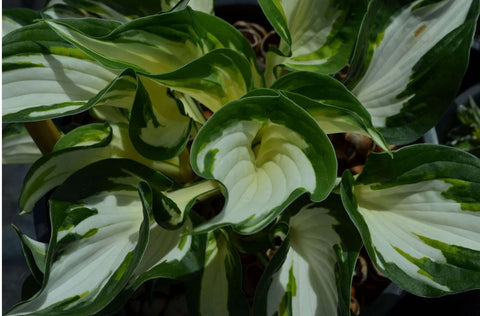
[[3, 0, 480, 315]]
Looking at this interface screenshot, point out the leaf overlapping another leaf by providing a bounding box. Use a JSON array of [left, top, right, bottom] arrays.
[[19, 123, 180, 214], [187, 230, 249, 316], [270, 72, 390, 153], [45, 7, 263, 87], [254, 194, 362, 316], [341, 144, 480, 296], [191, 93, 337, 234], [260, 0, 367, 84], [7, 160, 156, 316], [12, 226, 48, 284], [3, 0, 480, 315], [2, 8, 43, 36], [2, 124, 42, 164], [346, 0, 480, 144], [146, 48, 254, 112], [2, 22, 119, 122], [7, 159, 205, 316]]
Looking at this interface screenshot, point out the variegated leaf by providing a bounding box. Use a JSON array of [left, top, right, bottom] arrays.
[[160, 0, 214, 14], [5, 159, 170, 315], [174, 92, 207, 125], [2, 22, 120, 122], [2, 8, 43, 36], [128, 220, 204, 290], [126, 183, 207, 289], [12, 226, 48, 283], [128, 50, 253, 160], [45, 8, 264, 87], [92, 188, 208, 315], [160, 0, 188, 12], [130, 77, 192, 161], [188, 230, 249, 315], [346, 0, 480, 144], [259, 0, 367, 82], [2, 124, 42, 164], [3, 15, 22, 37], [93, 0, 164, 17], [82, 69, 136, 124], [268, 72, 390, 152], [20, 123, 180, 214], [44, 0, 182, 20], [90, 105, 130, 123], [93, 50, 251, 150], [147, 49, 254, 112], [152, 180, 219, 229], [191, 93, 337, 234], [43, 0, 131, 22], [90, 69, 137, 111], [254, 194, 362, 316], [188, 0, 214, 14], [341, 144, 480, 296]]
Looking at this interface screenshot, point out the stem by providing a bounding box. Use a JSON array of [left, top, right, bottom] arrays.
[[178, 147, 195, 184], [24, 120, 61, 154], [167, 179, 220, 203], [150, 161, 184, 183]]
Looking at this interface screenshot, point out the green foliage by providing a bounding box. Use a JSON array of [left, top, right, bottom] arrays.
[[3, 0, 480, 315]]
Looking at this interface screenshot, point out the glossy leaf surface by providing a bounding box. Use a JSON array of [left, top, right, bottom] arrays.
[[341, 145, 480, 296], [260, 0, 366, 79], [2, 124, 42, 164], [19, 123, 178, 214], [2, 23, 118, 122], [191, 93, 337, 234], [254, 195, 361, 316], [270, 72, 390, 152], [347, 0, 480, 144], [188, 230, 249, 315], [46, 8, 263, 87], [7, 160, 164, 315]]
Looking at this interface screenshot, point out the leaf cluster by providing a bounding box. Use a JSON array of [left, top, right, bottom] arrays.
[[2, 0, 480, 315]]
